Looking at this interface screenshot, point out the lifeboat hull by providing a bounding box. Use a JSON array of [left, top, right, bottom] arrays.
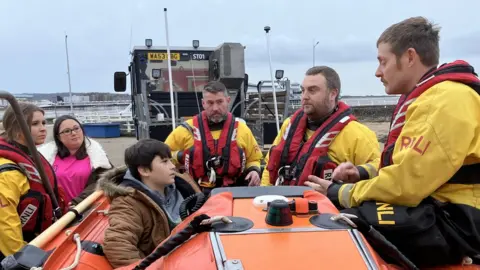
[[6, 187, 479, 270]]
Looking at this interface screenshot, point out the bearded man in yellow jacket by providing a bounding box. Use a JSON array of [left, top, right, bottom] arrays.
[[307, 17, 480, 268], [165, 81, 263, 195]]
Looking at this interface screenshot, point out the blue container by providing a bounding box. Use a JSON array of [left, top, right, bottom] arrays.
[[83, 123, 121, 138]]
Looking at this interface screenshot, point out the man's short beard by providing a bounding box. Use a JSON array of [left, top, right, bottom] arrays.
[[306, 96, 334, 120], [208, 114, 227, 123]]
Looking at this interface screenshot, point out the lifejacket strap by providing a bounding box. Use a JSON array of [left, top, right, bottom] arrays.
[[179, 122, 193, 134]]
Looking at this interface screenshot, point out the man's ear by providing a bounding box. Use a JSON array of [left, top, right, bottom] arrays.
[[330, 88, 339, 102], [406, 47, 418, 67]]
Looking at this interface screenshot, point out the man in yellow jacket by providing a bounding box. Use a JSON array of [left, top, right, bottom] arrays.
[[261, 66, 381, 187], [165, 81, 263, 194], [307, 17, 480, 267]]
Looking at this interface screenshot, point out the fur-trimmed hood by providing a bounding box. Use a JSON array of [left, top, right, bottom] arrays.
[[37, 138, 112, 170], [96, 165, 132, 199]]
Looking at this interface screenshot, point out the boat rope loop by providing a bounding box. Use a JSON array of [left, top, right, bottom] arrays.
[[30, 234, 82, 270], [330, 213, 358, 228], [97, 209, 109, 215], [133, 214, 231, 270], [60, 234, 82, 270]]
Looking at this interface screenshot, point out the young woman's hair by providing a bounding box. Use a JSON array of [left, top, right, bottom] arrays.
[[2, 102, 45, 142], [53, 115, 90, 160]]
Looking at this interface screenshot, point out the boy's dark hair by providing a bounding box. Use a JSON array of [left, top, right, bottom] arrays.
[[124, 138, 172, 180]]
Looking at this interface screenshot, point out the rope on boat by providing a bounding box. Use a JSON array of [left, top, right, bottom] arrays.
[[200, 216, 233, 225], [30, 234, 82, 270], [60, 234, 82, 270], [133, 214, 231, 270], [179, 192, 208, 220], [330, 213, 358, 228], [97, 209, 109, 215]]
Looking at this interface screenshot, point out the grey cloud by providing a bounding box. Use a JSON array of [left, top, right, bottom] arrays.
[[244, 30, 480, 66], [442, 31, 480, 59], [244, 35, 378, 65]]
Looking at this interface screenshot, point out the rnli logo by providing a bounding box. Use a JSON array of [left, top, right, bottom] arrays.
[[323, 169, 333, 181], [20, 204, 38, 227], [400, 136, 431, 155], [376, 203, 395, 225]]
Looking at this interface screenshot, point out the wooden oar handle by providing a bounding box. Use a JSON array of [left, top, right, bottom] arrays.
[[29, 190, 105, 248]]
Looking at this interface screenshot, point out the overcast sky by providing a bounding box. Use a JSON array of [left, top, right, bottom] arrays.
[[1, 0, 479, 96]]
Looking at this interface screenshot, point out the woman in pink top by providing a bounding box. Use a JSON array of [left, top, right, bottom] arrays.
[[38, 115, 113, 206]]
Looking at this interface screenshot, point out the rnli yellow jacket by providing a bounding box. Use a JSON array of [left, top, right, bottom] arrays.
[[165, 118, 263, 175], [0, 157, 30, 257], [328, 81, 480, 210], [261, 118, 381, 186]]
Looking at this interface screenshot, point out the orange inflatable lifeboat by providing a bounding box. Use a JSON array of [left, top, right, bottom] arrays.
[[2, 186, 479, 270]]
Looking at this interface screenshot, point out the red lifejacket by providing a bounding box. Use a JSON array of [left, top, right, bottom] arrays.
[[183, 112, 246, 188], [381, 60, 480, 185], [267, 101, 356, 186], [381, 60, 480, 170], [0, 138, 67, 242]]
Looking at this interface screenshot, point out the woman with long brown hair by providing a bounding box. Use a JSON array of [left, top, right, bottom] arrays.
[[0, 103, 67, 261]]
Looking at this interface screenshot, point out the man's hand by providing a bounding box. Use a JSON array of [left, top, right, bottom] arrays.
[[304, 175, 332, 195], [246, 170, 261, 186], [332, 162, 360, 183]]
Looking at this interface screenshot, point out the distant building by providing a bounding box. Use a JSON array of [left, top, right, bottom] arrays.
[[14, 94, 34, 99], [64, 95, 90, 103]]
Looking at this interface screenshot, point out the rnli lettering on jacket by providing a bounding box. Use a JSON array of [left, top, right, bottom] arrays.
[[182, 112, 246, 188], [0, 138, 66, 241], [267, 101, 356, 186], [381, 60, 480, 183]]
